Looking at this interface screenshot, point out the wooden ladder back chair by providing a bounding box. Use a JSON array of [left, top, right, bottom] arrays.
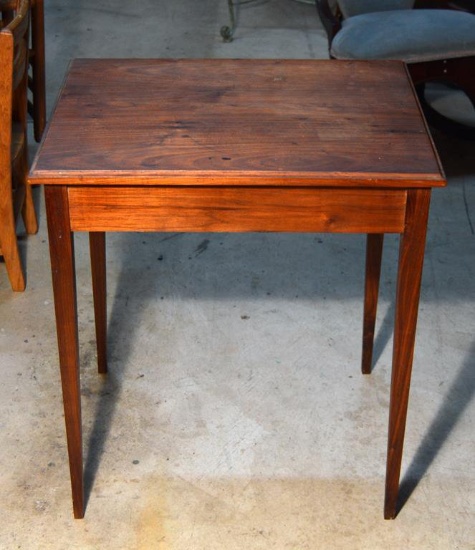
[[1, 0, 46, 142], [0, 0, 38, 291]]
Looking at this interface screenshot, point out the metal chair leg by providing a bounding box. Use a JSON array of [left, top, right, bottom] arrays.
[[221, 0, 236, 42]]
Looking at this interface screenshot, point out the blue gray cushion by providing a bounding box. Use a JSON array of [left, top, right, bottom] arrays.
[[338, 0, 415, 18], [331, 10, 475, 62]]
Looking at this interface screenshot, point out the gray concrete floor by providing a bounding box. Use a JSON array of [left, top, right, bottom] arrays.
[[1, 0, 474, 548]]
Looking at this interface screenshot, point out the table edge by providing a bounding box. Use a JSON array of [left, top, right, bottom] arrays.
[[28, 170, 447, 188]]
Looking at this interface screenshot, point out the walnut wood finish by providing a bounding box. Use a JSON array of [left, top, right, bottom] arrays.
[[44, 185, 83, 519], [31, 59, 443, 187], [362, 233, 384, 375], [67, 187, 408, 233], [89, 231, 107, 374], [386, 188, 431, 519], [29, 59, 445, 519]]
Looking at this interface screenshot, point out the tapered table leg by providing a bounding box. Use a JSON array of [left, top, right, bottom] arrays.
[[45, 186, 84, 519], [384, 189, 431, 519], [89, 232, 107, 374], [362, 233, 384, 374]]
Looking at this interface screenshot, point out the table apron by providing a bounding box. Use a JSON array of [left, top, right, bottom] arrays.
[[67, 186, 408, 233]]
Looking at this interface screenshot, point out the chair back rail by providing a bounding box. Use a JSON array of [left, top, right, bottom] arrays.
[[1, 0, 46, 141]]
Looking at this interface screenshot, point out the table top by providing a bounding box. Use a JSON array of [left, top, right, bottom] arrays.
[[30, 58, 445, 188]]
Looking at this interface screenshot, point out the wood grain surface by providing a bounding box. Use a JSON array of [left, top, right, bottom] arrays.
[[30, 59, 445, 188], [67, 186, 407, 233]]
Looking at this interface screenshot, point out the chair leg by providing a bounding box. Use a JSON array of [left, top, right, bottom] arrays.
[[220, 0, 236, 42], [0, 195, 26, 291], [21, 182, 38, 235], [13, 142, 38, 235], [89, 232, 107, 374], [362, 233, 384, 374], [30, 0, 46, 142]]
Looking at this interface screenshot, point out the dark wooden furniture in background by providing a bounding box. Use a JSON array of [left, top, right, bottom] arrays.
[[29, 58, 445, 519], [415, 0, 475, 11], [1, 0, 46, 142], [0, 0, 37, 291]]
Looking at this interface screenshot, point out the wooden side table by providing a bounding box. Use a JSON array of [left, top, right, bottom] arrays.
[[29, 58, 446, 519]]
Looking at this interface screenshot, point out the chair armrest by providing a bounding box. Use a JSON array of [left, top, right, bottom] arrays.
[[316, 0, 342, 45]]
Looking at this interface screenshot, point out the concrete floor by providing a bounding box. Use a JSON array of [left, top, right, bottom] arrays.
[[1, 0, 474, 548]]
